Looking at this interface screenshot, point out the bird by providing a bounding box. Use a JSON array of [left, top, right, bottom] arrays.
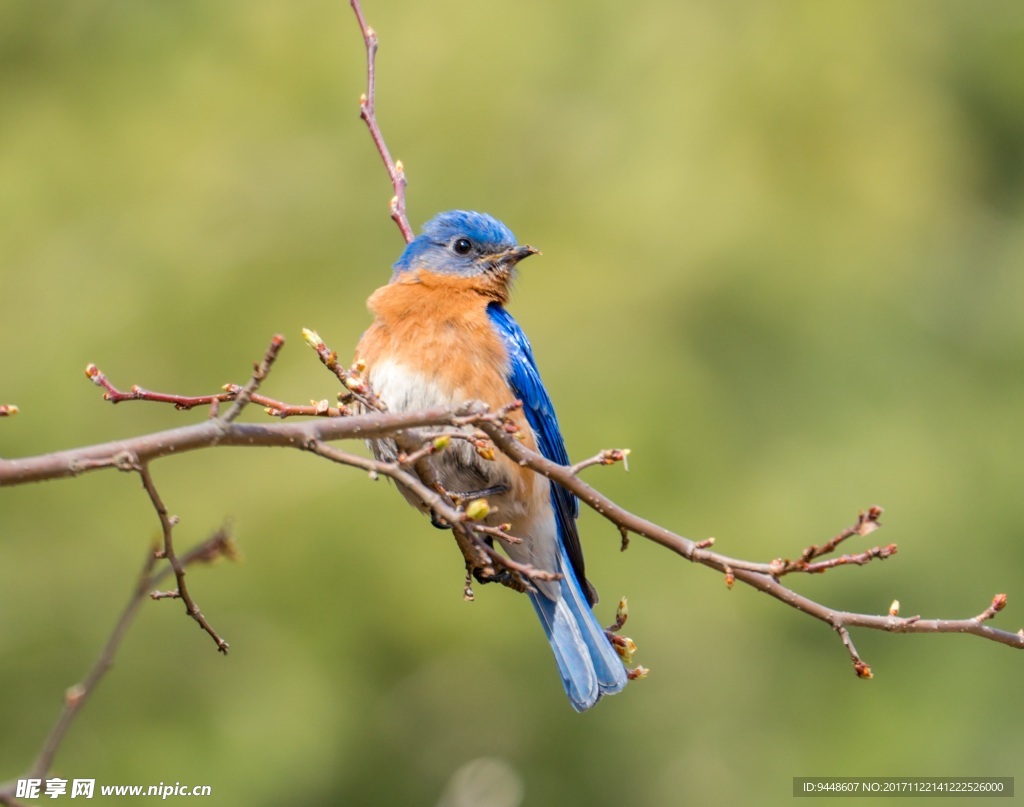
[[354, 210, 628, 711]]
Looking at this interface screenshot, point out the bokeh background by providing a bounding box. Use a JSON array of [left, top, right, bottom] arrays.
[[2, 1, 1023, 805]]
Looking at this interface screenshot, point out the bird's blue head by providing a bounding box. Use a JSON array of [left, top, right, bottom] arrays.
[[391, 210, 538, 281]]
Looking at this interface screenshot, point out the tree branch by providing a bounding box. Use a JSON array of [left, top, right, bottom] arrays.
[[350, 0, 412, 244], [4, 337, 1022, 668], [0, 529, 235, 804], [136, 463, 229, 653], [0, 407, 464, 487], [471, 417, 1024, 657], [220, 333, 285, 422], [2, 325, 1021, 791]]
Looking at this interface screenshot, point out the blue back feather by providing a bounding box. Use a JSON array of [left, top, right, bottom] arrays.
[[487, 302, 626, 709], [486, 303, 590, 602]]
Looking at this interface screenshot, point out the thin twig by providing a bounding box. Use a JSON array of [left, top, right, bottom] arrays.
[[221, 386, 348, 418], [836, 625, 873, 679], [84, 335, 287, 418], [302, 329, 387, 412], [775, 506, 884, 573], [349, 0, 412, 243], [137, 463, 229, 653], [975, 593, 1008, 623], [474, 523, 522, 545], [221, 334, 286, 422], [790, 543, 898, 574], [87, 367, 348, 419], [85, 364, 235, 410], [569, 448, 630, 476]]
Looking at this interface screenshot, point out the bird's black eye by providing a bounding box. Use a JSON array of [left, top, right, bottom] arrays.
[[452, 238, 473, 256]]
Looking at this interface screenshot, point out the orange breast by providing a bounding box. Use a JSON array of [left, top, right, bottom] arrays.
[[355, 268, 540, 494], [357, 269, 515, 408]]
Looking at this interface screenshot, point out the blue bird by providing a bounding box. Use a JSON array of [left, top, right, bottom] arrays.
[[355, 210, 628, 710]]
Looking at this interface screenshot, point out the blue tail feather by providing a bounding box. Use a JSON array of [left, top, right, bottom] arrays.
[[528, 546, 628, 712]]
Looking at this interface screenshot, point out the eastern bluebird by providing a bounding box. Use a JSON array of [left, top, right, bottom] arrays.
[[355, 210, 628, 711]]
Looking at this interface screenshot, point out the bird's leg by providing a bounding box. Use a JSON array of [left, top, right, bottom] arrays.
[[473, 566, 513, 587], [424, 478, 530, 593], [472, 565, 530, 594]]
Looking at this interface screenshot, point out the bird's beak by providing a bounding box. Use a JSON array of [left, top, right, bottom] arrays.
[[499, 244, 541, 266]]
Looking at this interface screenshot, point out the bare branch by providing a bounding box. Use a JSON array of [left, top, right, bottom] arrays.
[[836, 625, 873, 679], [221, 334, 285, 422], [349, 0, 412, 243], [3, 324, 1021, 769], [83, 335, 287, 419], [9, 332, 1024, 664], [470, 416, 1024, 664], [975, 593, 1008, 623], [221, 386, 348, 419], [302, 328, 387, 412], [773, 506, 885, 574], [85, 363, 235, 410], [474, 523, 523, 546], [0, 407, 466, 486], [783, 543, 898, 575], [136, 464, 229, 653], [8, 334, 1024, 674], [569, 448, 631, 476]]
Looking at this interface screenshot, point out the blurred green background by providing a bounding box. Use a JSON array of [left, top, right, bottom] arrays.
[[2, 1, 1023, 805]]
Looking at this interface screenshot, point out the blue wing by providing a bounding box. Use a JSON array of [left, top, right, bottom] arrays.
[[487, 303, 627, 710], [486, 303, 589, 599]]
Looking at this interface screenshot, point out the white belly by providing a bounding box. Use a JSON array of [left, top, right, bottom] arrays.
[[367, 358, 559, 591], [367, 358, 510, 499]]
